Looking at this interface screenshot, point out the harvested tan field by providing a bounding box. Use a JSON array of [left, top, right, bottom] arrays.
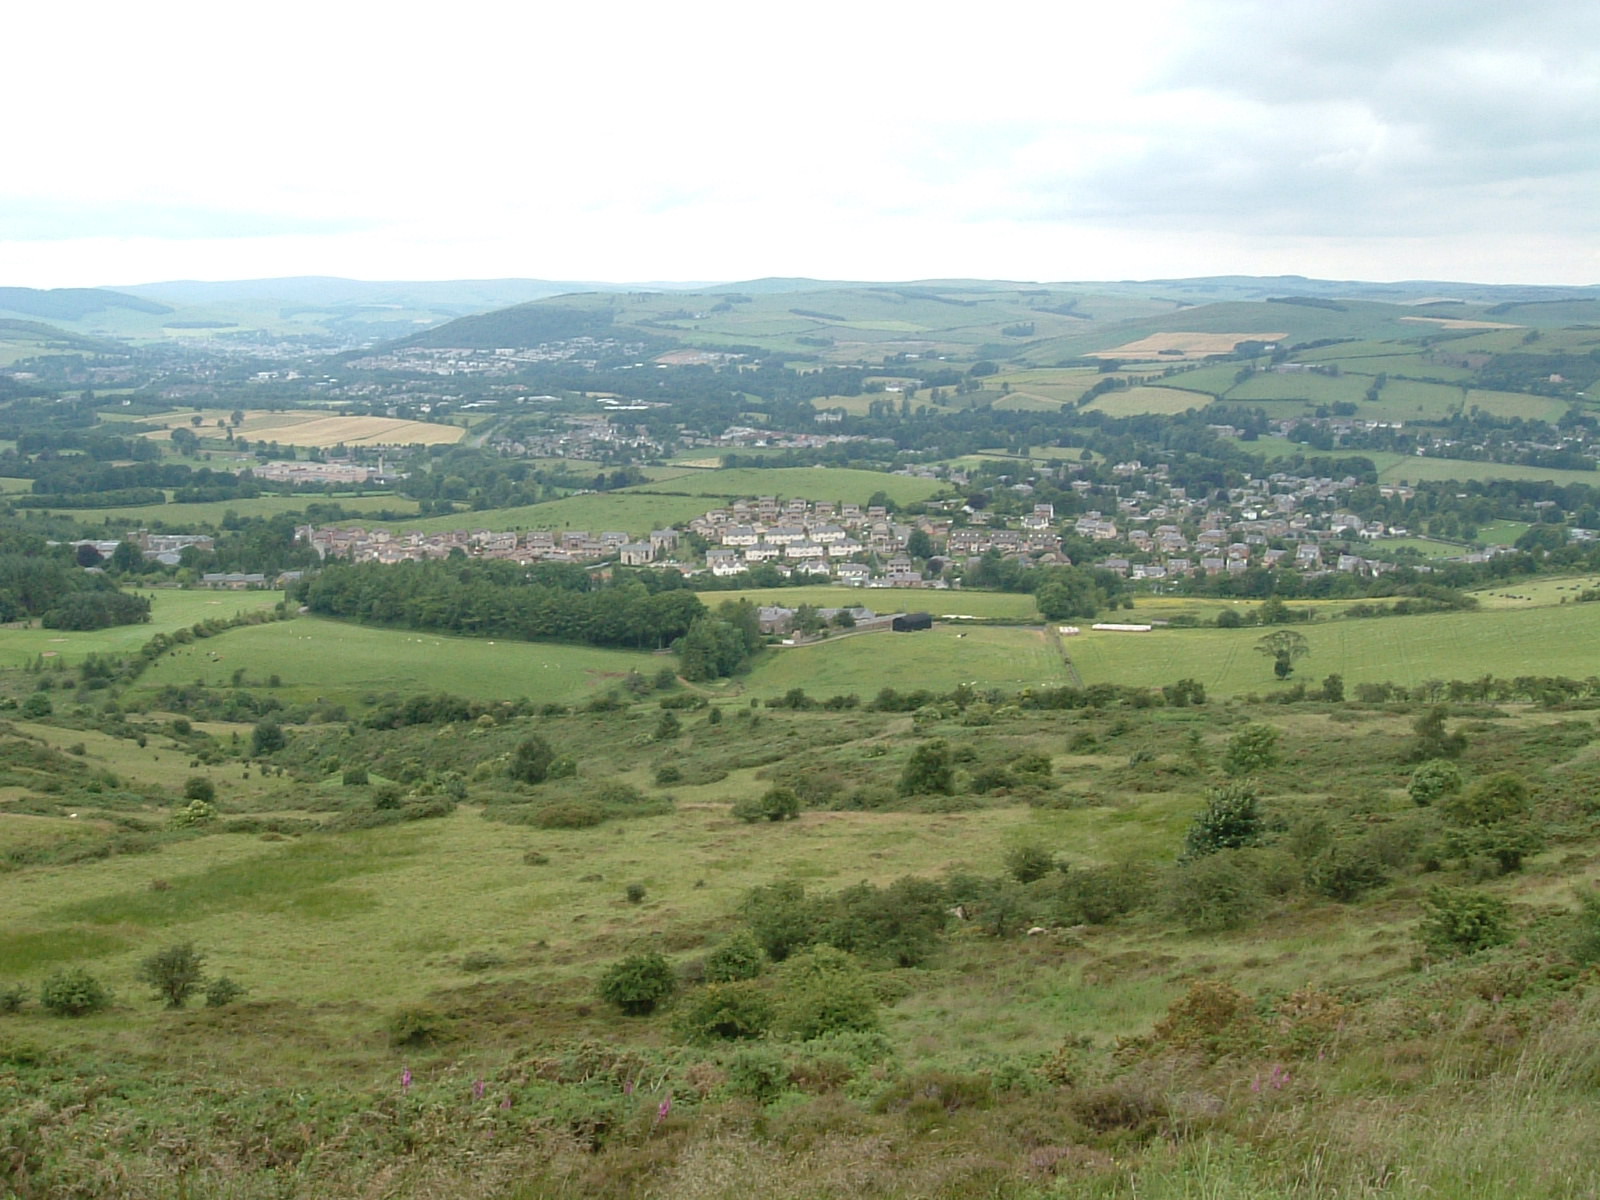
[[144, 410, 464, 447], [1088, 331, 1288, 359], [1400, 316, 1522, 330]]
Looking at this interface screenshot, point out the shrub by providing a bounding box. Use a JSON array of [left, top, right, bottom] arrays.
[[508, 734, 556, 785], [388, 1005, 448, 1046], [171, 798, 217, 828], [40, 967, 111, 1017], [1409, 759, 1462, 806], [1444, 771, 1531, 827], [183, 776, 216, 803], [740, 880, 822, 961], [0, 983, 26, 1013], [1222, 723, 1279, 776], [1409, 706, 1467, 761], [1049, 863, 1154, 925], [1306, 843, 1388, 902], [653, 711, 681, 741], [704, 929, 767, 982], [654, 764, 683, 786], [1167, 850, 1264, 932], [1182, 783, 1262, 860], [20, 693, 53, 718], [625, 883, 647, 905], [137, 941, 208, 1008], [774, 946, 880, 1040], [673, 980, 774, 1042], [1419, 886, 1510, 957], [205, 977, 246, 1007], [531, 800, 604, 829], [523, 849, 550, 865], [725, 1045, 792, 1103], [898, 739, 953, 796], [250, 719, 285, 756], [1004, 842, 1058, 884], [733, 786, 801, 823], [1570, 887, 1600, 965], [342, 765, 369, 786], [597, 951, 676, 1015]]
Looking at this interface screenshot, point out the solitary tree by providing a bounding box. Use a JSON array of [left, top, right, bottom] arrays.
[[137, 942, 208, 1008], [508, 734, 555, 784], [898, 739, 954, 796], [1255, 630, 1309, 679]]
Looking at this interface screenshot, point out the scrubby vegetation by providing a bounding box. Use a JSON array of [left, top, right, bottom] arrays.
[[3, 654, 1600, 1197]]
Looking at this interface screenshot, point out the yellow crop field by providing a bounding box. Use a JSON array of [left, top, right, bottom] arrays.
[[143, 409, 464, 447], [1089, 331, 1288, 359]]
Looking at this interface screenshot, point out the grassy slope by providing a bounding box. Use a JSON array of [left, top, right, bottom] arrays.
[[30, 491, 419, 526], [1, 589, 281, 668], [124, 615, 666, 708]]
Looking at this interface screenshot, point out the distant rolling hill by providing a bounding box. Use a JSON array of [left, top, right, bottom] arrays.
[[386, 276, 1600, 367], [0, 287, 172, 321]]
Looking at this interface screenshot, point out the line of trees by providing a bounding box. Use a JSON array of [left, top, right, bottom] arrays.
[[295, 559, 706, 651]]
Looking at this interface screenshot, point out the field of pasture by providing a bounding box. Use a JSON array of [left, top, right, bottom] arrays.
[[1083, 386, 1215, 416], [1, 589, 281, 668], [1065, 598, 1600, 695], [743, 625, 1073, 699], [34, 491, 418, 526], [711, 586, 1040, 620], [125, 615, 665, 709]]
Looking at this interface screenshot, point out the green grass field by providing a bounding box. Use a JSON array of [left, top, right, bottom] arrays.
[[709, 586, 1040, 620], [1, 589, 281, 668], [1084, 386, 1215, 416], [125, 615, 666, 708], [1066, 598, 1600, 694], [1378, 455, 1600, 488], [30, 492, 418, 527], [744, 625, 1071, 698]]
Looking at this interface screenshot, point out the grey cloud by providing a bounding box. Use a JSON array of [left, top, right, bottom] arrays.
[[981, 1, 1600, 240]]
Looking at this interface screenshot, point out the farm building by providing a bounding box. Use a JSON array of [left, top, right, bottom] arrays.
[[892, 612, 933, 632]]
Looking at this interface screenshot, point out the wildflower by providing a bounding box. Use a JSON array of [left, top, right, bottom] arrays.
[[401, 1067, 412, 1092], [474, 1079, 486, 1100], [624, 1079, 635, 1096], [501, 1096, 512, 1110], [656, 1096, 672, 1125]]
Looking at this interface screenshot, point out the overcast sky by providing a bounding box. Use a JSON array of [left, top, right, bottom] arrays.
[[4, 0, 1596, 288]]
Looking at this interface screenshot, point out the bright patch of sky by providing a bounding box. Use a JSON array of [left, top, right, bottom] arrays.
[[4, 0, 1596, 288]]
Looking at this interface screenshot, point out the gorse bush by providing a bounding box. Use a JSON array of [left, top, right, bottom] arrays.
[[703, 929, 766, 982], [1409, 759, 1463, 807], [597, 952, 676, 1016], [1419, 886, 1511, 957], [672, 980, 773, 1042], [1222, 723, 1279, 776], [40, 967, 111, 1017], [1182, 783, 1263, 860]]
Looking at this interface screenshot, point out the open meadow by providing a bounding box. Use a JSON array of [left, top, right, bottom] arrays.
[[710, 585, 1040, 620], [1067, 594, 1600, 694], [124, 615, 666, 709], [30, 491, 419, 527], [744, 624, 1072, 698], [1, 589, 281, 668]]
